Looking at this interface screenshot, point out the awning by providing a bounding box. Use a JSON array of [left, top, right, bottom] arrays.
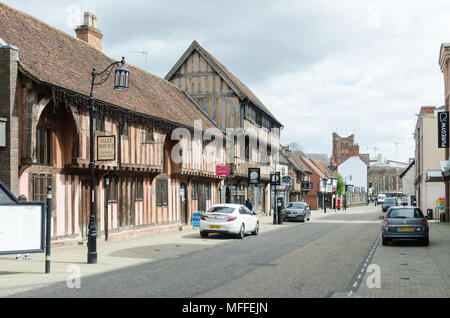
[[426, 170, 442, 183]]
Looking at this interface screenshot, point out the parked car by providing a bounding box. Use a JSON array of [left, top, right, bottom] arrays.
[[199, 204, 259, 239], [377, 194, 386, 204], [382, 197, 397, 212], [379, 206, 430, 246], [283, 202, 311, 222]]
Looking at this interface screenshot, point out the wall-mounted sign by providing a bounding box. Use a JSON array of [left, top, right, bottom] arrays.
[[97, 136, 116, 161], [248, 168, 261, 185], [271, 172, 281, 186], [438, 112, 449, 149], [216, 165, 230, 176]]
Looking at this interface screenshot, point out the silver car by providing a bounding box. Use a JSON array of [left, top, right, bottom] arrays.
[[283, 202, 311, 222], [379, 206, 430, 246]]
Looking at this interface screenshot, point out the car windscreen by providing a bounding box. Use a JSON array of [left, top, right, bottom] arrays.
[[384, 198, 396, 204], [287, 203, 306, 209], [207, 206, 235, 214], [387, 209, 424, 218]]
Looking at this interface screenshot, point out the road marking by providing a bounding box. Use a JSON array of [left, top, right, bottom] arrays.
[[313, 220, 381, 224]]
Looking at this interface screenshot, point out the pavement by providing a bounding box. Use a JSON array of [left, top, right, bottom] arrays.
[[0, 208, 333, 297], [344, 212, 450, 298]]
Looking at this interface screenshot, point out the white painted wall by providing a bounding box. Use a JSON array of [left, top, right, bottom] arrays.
[[338, 156, 368, 191]]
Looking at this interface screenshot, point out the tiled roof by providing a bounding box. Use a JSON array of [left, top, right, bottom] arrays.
[[165, 41, 283, 127], [0, 3, 217, 130], [300, 157, 327, 179]]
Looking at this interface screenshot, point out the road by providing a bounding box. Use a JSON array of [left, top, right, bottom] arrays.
[[10, 205, 382, 298]]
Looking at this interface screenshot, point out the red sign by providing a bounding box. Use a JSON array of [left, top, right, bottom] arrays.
[[216, 165, 230, 176]]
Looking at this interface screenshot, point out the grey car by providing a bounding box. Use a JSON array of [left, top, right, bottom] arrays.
[[283, 202, 311, 222], [379, 206, 430, 246], [382, 197, 397, 212]]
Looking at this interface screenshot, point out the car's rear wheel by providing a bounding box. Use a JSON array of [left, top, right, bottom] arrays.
[[200, 231, 208, 239], [382, 235, 389, 246], [252, 222, 259, 236], [237, 224, 245, 239], [421, 235, 429, 246]]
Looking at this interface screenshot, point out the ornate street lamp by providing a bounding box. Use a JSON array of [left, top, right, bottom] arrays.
[[87, 57, 130, 264]]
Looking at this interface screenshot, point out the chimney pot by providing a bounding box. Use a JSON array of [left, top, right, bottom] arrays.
[[75, 12, 103, 51]]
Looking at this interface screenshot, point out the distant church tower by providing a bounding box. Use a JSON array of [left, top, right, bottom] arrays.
[[330, 133, 361, 167]]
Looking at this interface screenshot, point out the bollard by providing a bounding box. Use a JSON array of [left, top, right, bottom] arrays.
[[45, 186, 52, 274]]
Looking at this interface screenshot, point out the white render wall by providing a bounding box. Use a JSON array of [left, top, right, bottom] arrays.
[[338, 156, 368, 191]]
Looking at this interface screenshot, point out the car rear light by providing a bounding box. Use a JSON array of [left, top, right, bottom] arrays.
[[383, 219, 388, 227], [200, 215, 207, 221], [227, 217, 237, 222], [423, 218, 428, 226]]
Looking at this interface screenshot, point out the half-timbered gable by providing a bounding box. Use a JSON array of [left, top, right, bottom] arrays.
[[166, 41, 283, 214]]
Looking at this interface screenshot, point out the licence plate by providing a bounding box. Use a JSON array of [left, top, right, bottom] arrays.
[[398, 227, 414, 232], [209, 225, 222, 230]]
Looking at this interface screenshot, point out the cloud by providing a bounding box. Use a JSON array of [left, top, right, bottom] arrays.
[[2, 0, 449, 163]]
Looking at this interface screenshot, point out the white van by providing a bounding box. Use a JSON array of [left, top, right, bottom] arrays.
[[377, 194, 386, 204]]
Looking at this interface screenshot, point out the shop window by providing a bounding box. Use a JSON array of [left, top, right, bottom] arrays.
[[156, 179, 168, 206], [96, 115, 105, 132], [205, 183, 211, 200], [37, 127, 52, 166], [135, 176, 143, 201], [108, 176, 118, 202], [31, 174, 55, 211], [192, 182, 199, 200], [122, 121, 129, 139]]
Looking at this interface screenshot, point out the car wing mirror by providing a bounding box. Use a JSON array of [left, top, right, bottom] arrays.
[[378, 216, 385, 220]]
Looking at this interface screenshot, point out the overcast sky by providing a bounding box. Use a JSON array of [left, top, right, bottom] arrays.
[[3, 0, 449, 163]]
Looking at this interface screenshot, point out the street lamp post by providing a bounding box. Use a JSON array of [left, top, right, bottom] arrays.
[[87, 57, 130, 264]]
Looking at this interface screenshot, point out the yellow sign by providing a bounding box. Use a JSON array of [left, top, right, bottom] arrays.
[[97, 136, 116, 161]]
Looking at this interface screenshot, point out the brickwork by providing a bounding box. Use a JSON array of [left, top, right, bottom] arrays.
[[0, 46, 19, 195], [330, 133, 360, 167]]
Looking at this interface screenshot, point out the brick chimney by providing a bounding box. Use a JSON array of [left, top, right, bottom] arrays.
[[75, 12, 103, 51]]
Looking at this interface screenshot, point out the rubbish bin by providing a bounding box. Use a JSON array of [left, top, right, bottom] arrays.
[[427, 209, 433, 220]]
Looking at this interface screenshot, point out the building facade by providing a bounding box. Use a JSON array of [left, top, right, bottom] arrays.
[[413, 106, 445, 215], [0, 4, 228, 244]]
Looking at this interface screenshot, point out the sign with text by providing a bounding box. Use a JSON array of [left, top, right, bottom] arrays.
[[97, 136, 116, 161], [191, 212, 204, 229], [216, 165, 230, 176], [0, 181, 45, 255], [438, 112, 449, 149]]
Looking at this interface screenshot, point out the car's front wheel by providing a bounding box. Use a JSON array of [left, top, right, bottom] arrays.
[[200, 231, 208, 239]]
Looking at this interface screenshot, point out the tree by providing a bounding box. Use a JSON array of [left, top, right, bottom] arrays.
[[336, 173, 345, 196]]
